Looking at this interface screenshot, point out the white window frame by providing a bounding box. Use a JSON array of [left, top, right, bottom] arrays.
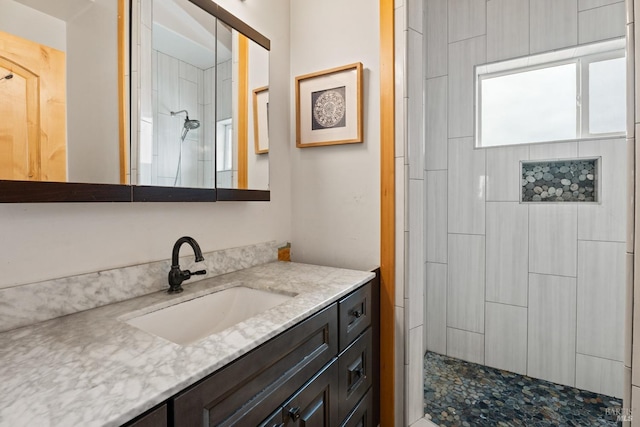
[[216, 118, 233, 172], [475, 38, 626, 148]]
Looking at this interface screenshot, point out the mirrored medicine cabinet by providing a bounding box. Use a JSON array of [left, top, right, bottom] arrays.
[[0, 0, 270, 202]]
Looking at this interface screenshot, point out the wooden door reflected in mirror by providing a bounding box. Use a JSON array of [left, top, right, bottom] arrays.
[[0, 0, 128, 185]]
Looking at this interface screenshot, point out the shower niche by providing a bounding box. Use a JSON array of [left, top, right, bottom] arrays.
[[521, 158, 599, 203]]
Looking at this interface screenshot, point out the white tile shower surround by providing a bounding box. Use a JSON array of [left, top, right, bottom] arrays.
[[421, 0, 627, 402], [0, 241, 279, 333], [486, 0, 530, 62], [447, 137, 486, 235], [485, 302, 527, 375], [577, 241, 626, 362], [447, 234, 485, 333], [530, 0, 578, 54], [448, 36, 486, 139], [528, 273, 578, 387], [485, 202, 528, 307]]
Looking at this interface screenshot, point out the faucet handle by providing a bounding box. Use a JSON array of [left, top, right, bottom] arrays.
[[182, 269, 206, 280]]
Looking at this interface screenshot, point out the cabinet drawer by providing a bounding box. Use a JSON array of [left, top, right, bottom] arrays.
[[337, 328, 372, 422], [338, 282, 372, 351], [122, 404, 167, 427], [172, 303, 338, 426], [279, 360, 339, 427], [340, 389, 374, 427]]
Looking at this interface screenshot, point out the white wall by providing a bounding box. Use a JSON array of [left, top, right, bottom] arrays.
[[0, 0, 66, 52], [423, 0, 626, 400], [289, 0, 381, 272], [0, 0, 291, 289], [247, 40, 269, 190], [66, 0, 121, 184]]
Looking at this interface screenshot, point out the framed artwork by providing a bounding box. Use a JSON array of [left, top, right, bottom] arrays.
[[295, 62, 363, 148], [252, 86, 269, 154]]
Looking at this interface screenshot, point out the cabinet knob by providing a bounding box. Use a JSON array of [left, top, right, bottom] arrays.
[[288, 406, 301, 421], [351, 309, 362, 318]]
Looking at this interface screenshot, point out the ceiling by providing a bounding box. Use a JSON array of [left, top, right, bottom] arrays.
[[14, 0, 95, 22]]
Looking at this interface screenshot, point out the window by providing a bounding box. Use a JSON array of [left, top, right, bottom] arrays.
[[475, 38, 626, 148], [216, 118, 233, 172]]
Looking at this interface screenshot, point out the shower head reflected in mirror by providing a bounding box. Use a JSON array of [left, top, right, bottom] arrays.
[[171, 110, 200, 141]]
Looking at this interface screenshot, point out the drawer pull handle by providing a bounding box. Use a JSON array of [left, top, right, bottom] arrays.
[[288, 407, 301, 421], [351, 309, 363, 319]]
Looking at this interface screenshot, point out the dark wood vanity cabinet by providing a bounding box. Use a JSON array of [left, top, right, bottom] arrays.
[[122, 278, 378, 427]]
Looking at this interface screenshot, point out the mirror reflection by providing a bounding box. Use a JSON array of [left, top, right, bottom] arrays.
[[0, 0, 127, 184], [133, 0, 216, 188], [215, 22, 269, 191]]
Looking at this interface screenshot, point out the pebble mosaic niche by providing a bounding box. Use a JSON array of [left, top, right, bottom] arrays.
[[521, 158, 599, 203]]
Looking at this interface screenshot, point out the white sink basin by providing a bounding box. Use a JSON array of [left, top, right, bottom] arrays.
[[126, 287, 294, 345]]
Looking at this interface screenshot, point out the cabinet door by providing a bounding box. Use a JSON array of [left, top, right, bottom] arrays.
[[338, 282, 372, 351], [123, 404, 167, 427], [281, 361, 339, 427], [338, 328, 372, 421], [172, 304, 338, 427], [340, 390, 373, 427]]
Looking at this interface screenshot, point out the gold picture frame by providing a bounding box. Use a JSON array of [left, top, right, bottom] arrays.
[[252, 86, 269, 154], [295, 62, 363, 148]]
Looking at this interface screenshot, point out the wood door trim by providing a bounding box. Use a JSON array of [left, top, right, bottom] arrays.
[[118, 0, 128, 184], [379, 0, 395, 425], [237, 34, 249, 189]]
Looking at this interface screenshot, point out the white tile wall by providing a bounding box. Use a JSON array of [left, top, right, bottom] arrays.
[[408, 29, 425, 179], [446, 327, 485, 364], [157, 52, 179, 116], [409, 179, 425, 329], [530, 0, 578, 54], [448, 36, 486, 138], [576, 353, 624, 398], [408, 0, 423, 32], [627, 252, 634, 368], [396, 159, 406, 309], [578, 138, 627, 242], [485, 302, 528, 375], [486, 145, 530, 202], [395, 306, 405, 427], [579, 1, 626, 43], [528, 273, 577, 387], [528, 141, 578, 160], [577, 240, 626, 361], [633, 386, 640, 427], [579, 0, 624, 11], [425, 76, 447, 171], [426, 171, 447, 263], [425, 0, 447, 78], [447, 0, 486, 43], [529, 204, 578, 277], [448, 138, 486, 235], [447, 234, 485, 333], [426, 262, 447, 354], [624, 366, 632, 427], [487, 0, 530, 62], [486, 202, 529, 307], [407, 326, 424, 424]]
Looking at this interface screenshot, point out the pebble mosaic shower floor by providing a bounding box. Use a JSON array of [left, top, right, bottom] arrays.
[[424, 352, 623, 426]]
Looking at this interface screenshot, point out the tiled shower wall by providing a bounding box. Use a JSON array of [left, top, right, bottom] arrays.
[[424, 0, 626, 399]]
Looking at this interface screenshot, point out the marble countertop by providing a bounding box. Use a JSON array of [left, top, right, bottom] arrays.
[[0, 262, 374, 427]]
